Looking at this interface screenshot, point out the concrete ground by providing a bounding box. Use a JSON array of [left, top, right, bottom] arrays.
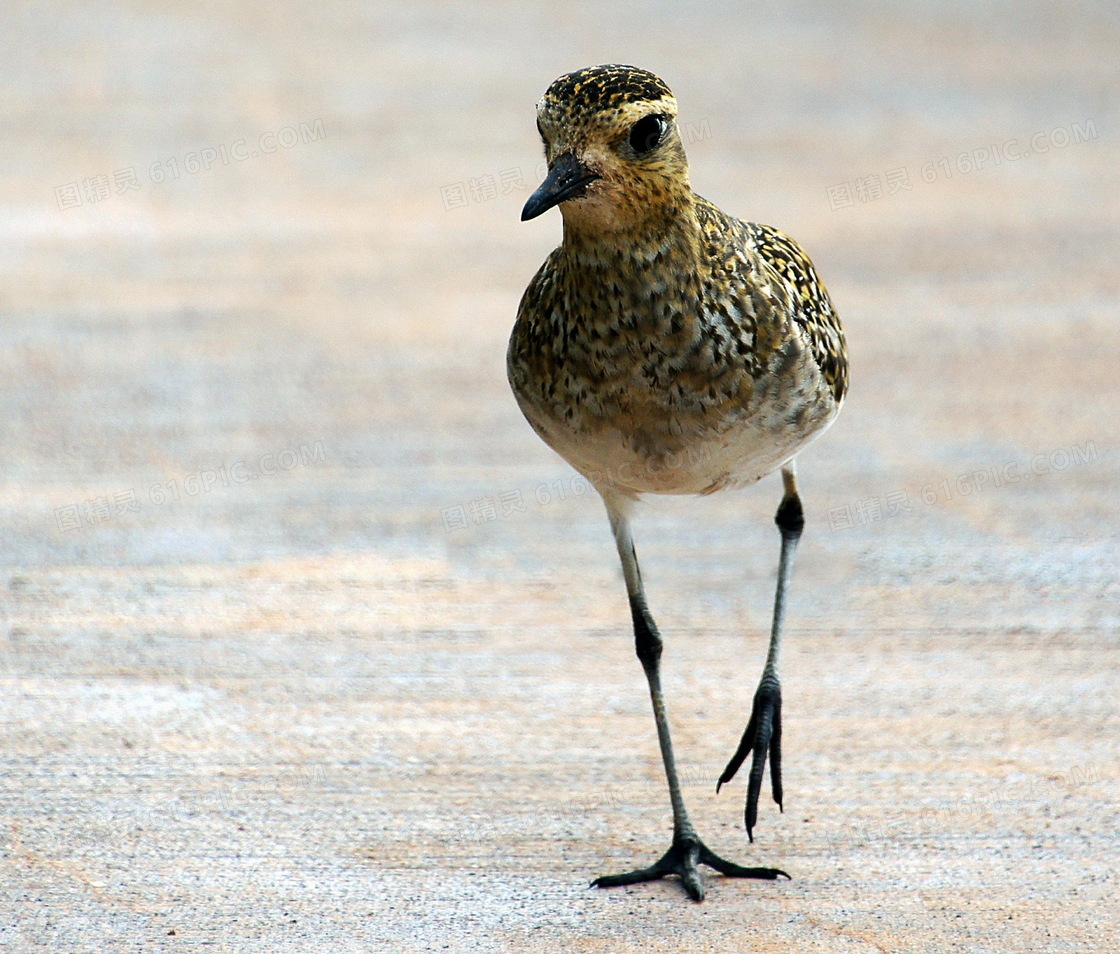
[[2, 1, 1119, 951]]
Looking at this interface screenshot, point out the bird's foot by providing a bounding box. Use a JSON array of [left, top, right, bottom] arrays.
[[717, 675, 782, 842], [591, 830, 789, 902]]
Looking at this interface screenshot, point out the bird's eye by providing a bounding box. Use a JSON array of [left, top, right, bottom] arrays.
[[628, 115, 667, 155]]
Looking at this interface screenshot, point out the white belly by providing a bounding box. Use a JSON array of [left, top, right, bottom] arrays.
[[524, 383, 840, 498]]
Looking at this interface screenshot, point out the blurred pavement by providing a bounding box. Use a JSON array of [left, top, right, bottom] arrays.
[[2, 2, 1119, 951]]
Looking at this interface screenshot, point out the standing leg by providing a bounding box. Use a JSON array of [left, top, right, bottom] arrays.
[[718, 463, 804, 841], [591, 494, 788, 901]]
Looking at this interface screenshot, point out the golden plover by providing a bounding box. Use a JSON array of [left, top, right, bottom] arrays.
[[508, 64, 848, 901]]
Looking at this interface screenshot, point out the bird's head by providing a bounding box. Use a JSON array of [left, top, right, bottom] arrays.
[[522, 65, 692, 234]]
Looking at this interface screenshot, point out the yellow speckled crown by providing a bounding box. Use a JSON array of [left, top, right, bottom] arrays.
[[541, 64, 674, 111]]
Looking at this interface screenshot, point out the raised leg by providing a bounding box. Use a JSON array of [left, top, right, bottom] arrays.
[[718, 463, 804, 841], [591, 495, 789, 901]]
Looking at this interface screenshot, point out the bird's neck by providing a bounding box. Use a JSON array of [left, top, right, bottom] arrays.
[[558, 193, 704, 278], [549, 198, 709, 340]]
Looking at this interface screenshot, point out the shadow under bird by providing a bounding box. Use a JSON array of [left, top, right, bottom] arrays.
[[508, 64, 849, 901]]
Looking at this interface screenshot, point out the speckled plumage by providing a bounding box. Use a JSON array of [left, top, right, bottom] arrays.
[[509, 65, 847, 499], [507, 65, 849, 901]]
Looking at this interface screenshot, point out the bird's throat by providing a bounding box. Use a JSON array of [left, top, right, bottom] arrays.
[[559, 198, 704, 281]]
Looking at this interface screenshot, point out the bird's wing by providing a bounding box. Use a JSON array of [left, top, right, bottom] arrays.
[[747, 223, 849, 404]]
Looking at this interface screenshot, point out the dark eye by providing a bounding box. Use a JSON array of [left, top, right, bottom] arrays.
[[628, 115, 667, 155]]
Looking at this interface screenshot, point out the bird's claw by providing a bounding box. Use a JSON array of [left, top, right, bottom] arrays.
[[717, 676, 782, 841], [591, 831, 789, 902]]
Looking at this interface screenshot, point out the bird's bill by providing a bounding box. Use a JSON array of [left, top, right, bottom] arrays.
[[521, 153, 601, 221]]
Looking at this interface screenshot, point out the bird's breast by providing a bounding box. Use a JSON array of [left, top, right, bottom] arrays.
[[508, 280, 838, 497]]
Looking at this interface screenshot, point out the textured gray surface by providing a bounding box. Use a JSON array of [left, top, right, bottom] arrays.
[[2, 1, 1119, 951]]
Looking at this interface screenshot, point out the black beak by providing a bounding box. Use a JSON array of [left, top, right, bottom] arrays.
[[521, 153, 601, 221]]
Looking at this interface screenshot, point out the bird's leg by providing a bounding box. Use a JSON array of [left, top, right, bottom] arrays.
[[591, 497, 789, 901], [718, 463, 803, 841]]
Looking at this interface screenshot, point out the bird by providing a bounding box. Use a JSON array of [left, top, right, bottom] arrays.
[[507, 64, 848, 902]]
